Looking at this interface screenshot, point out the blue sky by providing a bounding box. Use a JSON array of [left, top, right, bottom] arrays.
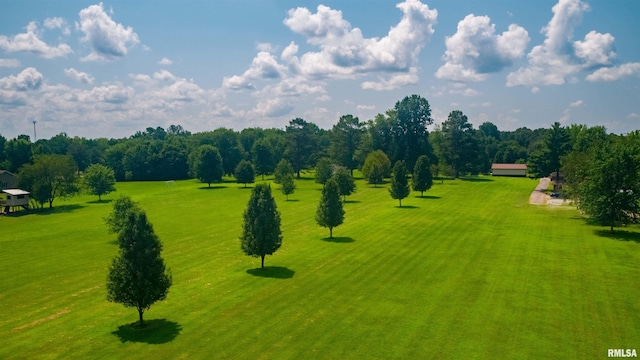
[[1, 0, 639, 140]]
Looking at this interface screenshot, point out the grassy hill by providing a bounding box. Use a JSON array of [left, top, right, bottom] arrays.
[[1, 175, 639, 359]]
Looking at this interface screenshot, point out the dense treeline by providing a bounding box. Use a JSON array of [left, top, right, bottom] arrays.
[[1, 95, 638, 191], [0, 95, 555, 184]]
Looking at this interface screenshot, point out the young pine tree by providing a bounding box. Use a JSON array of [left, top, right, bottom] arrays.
[[412, 155, 433, 197], [280, 173, 296, 201], [106, 205, 172, 327], [240, 184, 283, 269], [333, 167, 356, 202], [389, 161, 410, 207], [316, 179, 344, 238]]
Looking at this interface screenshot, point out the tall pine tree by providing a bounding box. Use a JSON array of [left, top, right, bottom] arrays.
[[389, 161, 410, 207], [106, 203, 172, 327], [316, 179, 345, 238]]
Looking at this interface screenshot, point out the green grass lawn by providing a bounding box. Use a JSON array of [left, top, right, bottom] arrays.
[[1, 174, 639, 359]]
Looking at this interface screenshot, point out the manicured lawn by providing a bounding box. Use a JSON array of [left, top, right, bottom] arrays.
[[1, 175, 639, 359]]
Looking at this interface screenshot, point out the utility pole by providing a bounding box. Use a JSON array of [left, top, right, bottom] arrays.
[[32, 120, 37, 141]]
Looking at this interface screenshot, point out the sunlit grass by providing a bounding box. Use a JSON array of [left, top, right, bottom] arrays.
[[1, 175, 638, 359]]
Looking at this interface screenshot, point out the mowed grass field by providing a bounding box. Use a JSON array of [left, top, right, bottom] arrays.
[[1, 174, 639, 359]]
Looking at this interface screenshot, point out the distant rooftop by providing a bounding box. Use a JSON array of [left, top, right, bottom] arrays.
[[2, 189, 29, 196], [491, 164, 527, 170]]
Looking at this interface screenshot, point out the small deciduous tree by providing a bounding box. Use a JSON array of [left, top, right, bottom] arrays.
[[315, 158, 334, 185], [18, 154, 79, 208], [362, 150, 391, 180], [235, 160, 255, 188], [280, 174, 296, 201], [412, 155, 433, 197], [274, 159, 294, 184], [106, 200, 172, 327], [83, 163, 116, 201], [316, 179, 344, 238], [389, 161, 410, 207], [578, 140, 640, 233], [240, 184, 283, 269], [332, 167, 356, 202], [189, 145, 223, 187], [105, 196, 140, 234]]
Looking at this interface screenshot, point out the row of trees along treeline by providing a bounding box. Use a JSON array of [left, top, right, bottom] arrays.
[[3, 95, 640, 232]]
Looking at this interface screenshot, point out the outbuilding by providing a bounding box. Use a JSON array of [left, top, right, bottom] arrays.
[[0, 170, 16, 190], [1, 189, 30, 213], [491, 163, 527, 177]]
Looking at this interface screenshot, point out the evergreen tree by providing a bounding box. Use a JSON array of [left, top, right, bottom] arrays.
[[316, 179, 344, 238], [83, 163, 116, 201], [274, 159, 294, 184], [280, 173, 296, 201], [367, 163, 384, 187], [235, 160, 255, 187], [389, 161, 410, 207], [315, 158, 334, 185], [240, 184, 283, 269], [412, 155, 433, 197], [106, 206, 172, 327], [332, 167, 356, 202]]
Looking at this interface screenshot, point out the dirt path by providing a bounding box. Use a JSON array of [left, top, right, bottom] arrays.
[[529, 177, 551, 205]]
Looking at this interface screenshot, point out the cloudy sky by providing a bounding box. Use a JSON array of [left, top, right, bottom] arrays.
[[1, 0, 639, 140]]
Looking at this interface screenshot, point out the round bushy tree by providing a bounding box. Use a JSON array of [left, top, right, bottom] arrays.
[[280, 174, 296, 201], [83, 163, 116, 201], [235, 160, 255, 187]]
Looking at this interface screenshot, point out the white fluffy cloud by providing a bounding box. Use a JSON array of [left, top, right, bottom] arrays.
[[222, 51, 287, 90], [506, 0, 617, 87], [64, 68, 95, 84], [0, 67, 44, 91], [436, 14, 529, 82], [282, 0, 437, 86], [0, 21, 72, 58], [77, 2, 140, 61], [586, 62, 640, 82]]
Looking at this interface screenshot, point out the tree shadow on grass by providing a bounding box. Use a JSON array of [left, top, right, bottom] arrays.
[[460, 177, 494, 182], [415, 195, 441, 199], [6, 204, 86, 217], [322, 236, 355, 243], [396, 205, 419, 209], [198, 185, 227, 190], [246, 266, 295, 279], [87, 199, 113, 204], [594, 229, 640, 243], [284, 199, 300, 202], [344, 200, 361, 204], [112, 319, 182, 344]]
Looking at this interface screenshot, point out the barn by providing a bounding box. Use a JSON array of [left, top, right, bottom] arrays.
[[0, 170, 16, 190], [491, 163, 527, 177], [1, 189, 30, 213]]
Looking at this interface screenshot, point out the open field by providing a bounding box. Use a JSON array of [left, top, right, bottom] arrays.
[[1, 175, 639, 359]]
